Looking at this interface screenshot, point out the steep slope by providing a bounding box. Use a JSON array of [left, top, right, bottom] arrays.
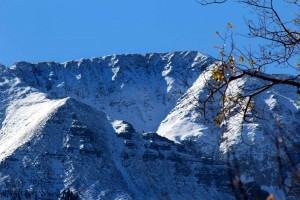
[[0, 93, 66, 162], [9, 51, 213, 132], [157, 66, 300, 198], [157, 65, 221, 156], [0, 68, 134, 198], [0, 97, 137, 199]]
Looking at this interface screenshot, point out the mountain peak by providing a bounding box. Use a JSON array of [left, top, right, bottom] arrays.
[[0, 51, 299, 199], [9, 51, 213, 133]]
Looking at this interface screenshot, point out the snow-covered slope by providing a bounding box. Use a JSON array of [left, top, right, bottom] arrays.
[[10, 51, 212, 132], [158, 67, 300, 198], [0, 51, 299, 199], [0, 66, 235, 199]]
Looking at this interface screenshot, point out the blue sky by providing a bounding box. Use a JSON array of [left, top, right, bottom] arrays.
[[0, 0, 295, 74]]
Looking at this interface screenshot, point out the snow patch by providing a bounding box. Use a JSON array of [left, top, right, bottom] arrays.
[[265, 95, 277, 110], [0, 93, 67, 162]]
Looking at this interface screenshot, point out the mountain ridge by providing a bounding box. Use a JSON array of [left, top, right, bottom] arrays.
[[8, 51, 213, 133], [0, 51, 299, 199]]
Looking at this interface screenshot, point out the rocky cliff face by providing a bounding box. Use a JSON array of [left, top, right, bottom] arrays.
[[0, 51, 299, 199]]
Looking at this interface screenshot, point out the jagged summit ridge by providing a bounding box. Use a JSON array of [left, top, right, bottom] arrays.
[[9, 51, 213, 133]]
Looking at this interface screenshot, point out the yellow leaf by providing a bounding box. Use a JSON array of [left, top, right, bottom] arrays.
[[214, 113, 224, 126], [212, 67, 224, 82], [222, 94, 227, 102], [229, 56, 234, 65], [248, 102, 254, 109], [293, 19, 298, 24], [227, 22, 233, 29], [216, 72, 223, 80], [239, 56, 244, 63], [248, 59, 255, 66], [219, 50, 225, 58]]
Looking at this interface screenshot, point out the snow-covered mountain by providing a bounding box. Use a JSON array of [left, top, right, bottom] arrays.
[[0, 51, 299, 199]]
